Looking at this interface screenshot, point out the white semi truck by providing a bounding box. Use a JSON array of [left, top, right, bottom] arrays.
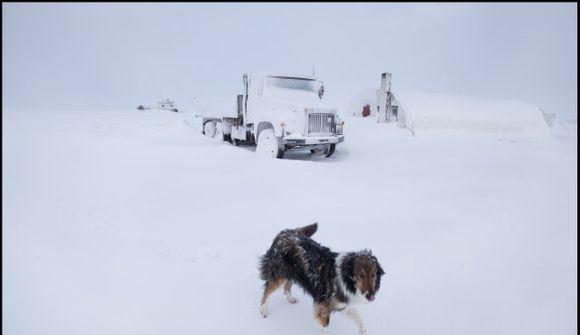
[[197, 73, 344, 158]]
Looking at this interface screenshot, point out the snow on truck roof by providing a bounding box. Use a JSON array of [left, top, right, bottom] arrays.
[[267, 75, 318, 81], [249, 73, 318, 81]]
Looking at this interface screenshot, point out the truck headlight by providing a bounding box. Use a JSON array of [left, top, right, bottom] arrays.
[[281, 121, 297, 136], [336, 119, 344, 135]]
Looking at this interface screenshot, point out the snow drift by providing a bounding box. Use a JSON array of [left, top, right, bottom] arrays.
[[345, 90, 555, 139]]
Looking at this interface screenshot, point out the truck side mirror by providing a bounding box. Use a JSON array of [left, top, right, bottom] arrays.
[[318, 85, 325, 99]]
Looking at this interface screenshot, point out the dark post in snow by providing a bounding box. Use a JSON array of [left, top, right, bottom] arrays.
[[376, 72, 394, 123]]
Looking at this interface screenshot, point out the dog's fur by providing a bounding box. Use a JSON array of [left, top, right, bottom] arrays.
[[259, 223, 384, 334]]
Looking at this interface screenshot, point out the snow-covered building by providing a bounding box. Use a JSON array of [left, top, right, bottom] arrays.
[[391, 91, 554, 138], [346, 73, 554, 139]]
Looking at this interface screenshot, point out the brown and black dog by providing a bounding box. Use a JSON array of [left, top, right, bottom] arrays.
[[259, 223, 384, 334]]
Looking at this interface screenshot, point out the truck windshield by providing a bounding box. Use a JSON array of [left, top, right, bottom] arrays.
[[266, 76, 321, 94]]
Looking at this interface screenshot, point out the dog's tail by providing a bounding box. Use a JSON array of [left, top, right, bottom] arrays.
[[295, 222, 318, 238]]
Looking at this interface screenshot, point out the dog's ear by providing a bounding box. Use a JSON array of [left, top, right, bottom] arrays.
[[376, 260, 385, 277], [341, 253, 357, 294], [378, 263, 385, 276], [374, 260, 385, 292], [367, 252, 384, 276]]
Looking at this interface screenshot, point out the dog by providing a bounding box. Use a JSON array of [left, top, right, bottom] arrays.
[[259, 223, 384, 334]]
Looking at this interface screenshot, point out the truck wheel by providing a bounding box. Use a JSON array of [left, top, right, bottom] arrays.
[[324, 144, 336, 157], [257, 128, 284, 158], [203, 121, 217, 138], [215, 122, 223, 140], [310, 144, 335, 157]]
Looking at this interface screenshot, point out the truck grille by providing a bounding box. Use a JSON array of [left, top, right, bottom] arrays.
[[308, 113, 336, 135]]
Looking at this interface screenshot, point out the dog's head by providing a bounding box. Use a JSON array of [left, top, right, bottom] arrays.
[[343, 250, 385, 302]]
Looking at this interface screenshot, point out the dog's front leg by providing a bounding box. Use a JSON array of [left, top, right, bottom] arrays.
[[344, 307, 367, 335], [314, 303, 331, 334]]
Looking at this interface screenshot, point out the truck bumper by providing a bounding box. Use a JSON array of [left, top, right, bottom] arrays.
[[283, 135, 344, 145]]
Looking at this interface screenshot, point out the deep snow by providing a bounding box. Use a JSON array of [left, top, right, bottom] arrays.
[[3, 105, 577, 335]]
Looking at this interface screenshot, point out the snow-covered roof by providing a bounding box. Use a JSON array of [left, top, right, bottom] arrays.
[[345, 89, 553, 139], [393, 91, 553, 138]]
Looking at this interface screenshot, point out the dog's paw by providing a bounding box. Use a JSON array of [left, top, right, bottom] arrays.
[[359, 329, 368, 335], [287, 296, 299, 304], [260, 304, 269, 318]]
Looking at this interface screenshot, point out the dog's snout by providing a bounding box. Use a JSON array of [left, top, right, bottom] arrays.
[[366, 288, 376, 302]]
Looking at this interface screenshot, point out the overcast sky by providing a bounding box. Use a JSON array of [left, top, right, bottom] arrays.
[[2, 3, 577, 119]]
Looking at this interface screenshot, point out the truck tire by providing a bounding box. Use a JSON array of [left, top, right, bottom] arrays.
[[257, 128, 284, 158], [214, 121, 224, 141], [310, 144, 336, 157], [203, 121, 217, 138], [324, 144, 336, 157]]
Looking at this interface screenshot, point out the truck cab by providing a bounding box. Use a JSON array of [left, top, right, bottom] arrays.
[[222, 73, 344, 158]]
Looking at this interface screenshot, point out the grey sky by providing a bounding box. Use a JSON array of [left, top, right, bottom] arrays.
[[2, 3, 577, 119]]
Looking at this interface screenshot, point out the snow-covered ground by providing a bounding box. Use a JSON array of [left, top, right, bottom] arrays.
[[3, 105, 577, 335]]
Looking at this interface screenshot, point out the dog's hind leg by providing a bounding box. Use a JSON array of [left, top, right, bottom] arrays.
[[260, 277, 286, 318], [283, 280, 298, 304]]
